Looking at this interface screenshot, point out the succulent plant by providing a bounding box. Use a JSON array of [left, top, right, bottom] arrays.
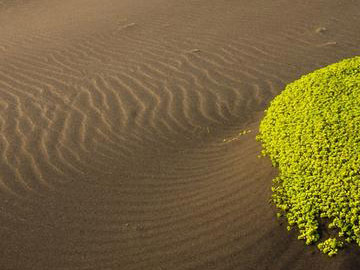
[[257, 56, 360, 256]]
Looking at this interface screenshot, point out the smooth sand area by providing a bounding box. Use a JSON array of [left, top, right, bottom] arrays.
[[0, 0, 359, 269]]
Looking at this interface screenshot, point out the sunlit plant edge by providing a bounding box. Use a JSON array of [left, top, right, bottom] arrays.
[[257, 56, 360, 256]]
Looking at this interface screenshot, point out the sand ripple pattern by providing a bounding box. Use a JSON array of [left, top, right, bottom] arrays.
[[0, 0, 359, 269]]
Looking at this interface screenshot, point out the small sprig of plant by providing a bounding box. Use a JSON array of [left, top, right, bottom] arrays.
[[317, 238, 344, 257], [223, 130, 251, 143], [257, 56, 360, 256]]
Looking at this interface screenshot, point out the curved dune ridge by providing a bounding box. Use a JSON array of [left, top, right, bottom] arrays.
[[0, 0, 359, 269]]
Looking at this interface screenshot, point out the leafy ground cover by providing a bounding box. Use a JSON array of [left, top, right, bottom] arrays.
[[257, 56, 360, 256]]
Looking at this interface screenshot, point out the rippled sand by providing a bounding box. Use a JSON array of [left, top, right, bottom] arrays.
[[0, 0, 359, 269]]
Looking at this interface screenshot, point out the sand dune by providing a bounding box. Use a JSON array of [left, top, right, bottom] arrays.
[[0, 0, 359, 269]]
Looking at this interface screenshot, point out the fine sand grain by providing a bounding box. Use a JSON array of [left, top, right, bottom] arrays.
[[0, 0, 359, 269]]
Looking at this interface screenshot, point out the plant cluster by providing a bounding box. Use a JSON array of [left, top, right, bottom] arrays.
[[317, 238, 344, 257], [257, 56, 360, 255]]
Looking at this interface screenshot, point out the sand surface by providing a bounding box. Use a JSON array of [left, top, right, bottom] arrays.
[[0, 0, 359, 269]]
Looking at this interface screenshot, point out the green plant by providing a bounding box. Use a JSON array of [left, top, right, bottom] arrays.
[[257, 56, 360, 256], [317, 238, 344, 257]]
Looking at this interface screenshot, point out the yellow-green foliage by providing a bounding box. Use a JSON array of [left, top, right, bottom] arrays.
[[257, 56, 360, 255], [317, 238, 344, 257]]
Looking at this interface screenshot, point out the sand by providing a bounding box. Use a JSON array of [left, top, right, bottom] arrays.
[[0, 0, 359, 269]]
